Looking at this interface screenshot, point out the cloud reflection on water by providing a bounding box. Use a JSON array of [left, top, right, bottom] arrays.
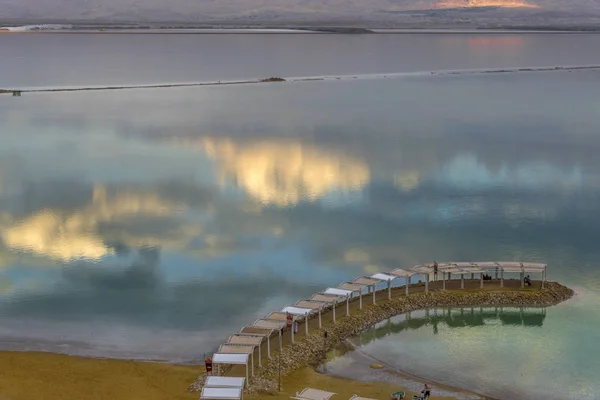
[[0, 74, 600, 366]]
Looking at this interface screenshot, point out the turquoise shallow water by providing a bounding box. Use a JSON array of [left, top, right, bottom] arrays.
[[1, 58, 600, 397], [330, 305, 596, 400]]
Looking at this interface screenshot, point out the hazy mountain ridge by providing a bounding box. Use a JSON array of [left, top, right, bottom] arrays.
[[2, 0, 600, 23]]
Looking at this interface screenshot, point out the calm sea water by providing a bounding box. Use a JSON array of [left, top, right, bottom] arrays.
[[3, 33, 600, 87], [1, 34, 600, 399]]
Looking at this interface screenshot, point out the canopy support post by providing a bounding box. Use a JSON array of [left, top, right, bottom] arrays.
[[359, 291, 363, 309], [305, 316, 309, 336], [332, 303, 336, 324], [318, 308, 322, 329], [258, 343, 262, 367], [442, 272, 446, 290], [542, 266, 546, 289], [521, 271, 525, 288], [425, 274, 429, 293], [461, 275, 464, 289], [291, 322, 294, 343], [480, 273, 484, 289], [500, 269, 504, 288], [267, 335, 271, 359], [372, 285, 376, 304], [278, 329, 282, 352], [346, 296, 350, 316], [387, 280, 392, 300]]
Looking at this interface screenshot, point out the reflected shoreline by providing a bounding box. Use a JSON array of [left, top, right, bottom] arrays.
[[322, 306, 550, 400], [323, 340, 493, 400]]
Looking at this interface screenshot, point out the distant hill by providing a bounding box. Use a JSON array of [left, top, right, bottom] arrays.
[[1, 0, 600, 24]]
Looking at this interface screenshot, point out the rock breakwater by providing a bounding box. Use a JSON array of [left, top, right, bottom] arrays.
[[190, 282, 573, 393]]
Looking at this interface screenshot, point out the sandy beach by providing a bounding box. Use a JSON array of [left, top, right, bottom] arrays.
[[0, 350, 466, 400]]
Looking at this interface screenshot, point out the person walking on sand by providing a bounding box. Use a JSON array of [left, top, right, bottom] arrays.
[[423, 383, 431, 399]]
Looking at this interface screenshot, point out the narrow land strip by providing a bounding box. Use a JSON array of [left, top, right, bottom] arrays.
[[2, 65, 600, 95]]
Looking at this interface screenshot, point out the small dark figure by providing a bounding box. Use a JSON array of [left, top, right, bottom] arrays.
[[524, 275, 532, 287], [423, 383, 431, 399]]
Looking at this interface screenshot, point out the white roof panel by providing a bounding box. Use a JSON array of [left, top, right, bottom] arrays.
[[281, 306, 313, 315], [205, 376, 245, 388], [212, 353, 249, 365], [252, 319, 285, 330], [218, 344, 255, 354], [200, 387, 242, 400], [471, 261, 500, 268], [389, 268, 415, 277], [311, 293, 343, 303], [295, 300, 327, 309], [460, 267, 485, 273], [353, 277, 380, 286], [452, 262, 475, 268], [449, 269, 473, 275], [413, 265, 434, 273], [338, 282, 366, 292], [228, 335, 263, 346], [324, 288, 353, 296], [370, 273, 397, 281], [496, 261, 524, 268]]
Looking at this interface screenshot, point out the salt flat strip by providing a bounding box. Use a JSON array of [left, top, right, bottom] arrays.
[[4, 65, 600, 94]]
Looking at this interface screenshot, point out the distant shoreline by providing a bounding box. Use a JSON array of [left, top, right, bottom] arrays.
[[3, 27, 600, 34]]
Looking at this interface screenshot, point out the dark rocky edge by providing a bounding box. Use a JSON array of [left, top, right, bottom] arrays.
[[190, 282, 573, 393]]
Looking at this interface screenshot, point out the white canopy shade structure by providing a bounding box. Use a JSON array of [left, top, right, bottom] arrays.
[[324, 287, 353, 318], [218, 345, 256, 377], [444, 268, 472, 289], [311, 293, 345, 324], [212, 353, 250, 387], [389, 268, 416, 296], [236, 330, 273, 359], [266, 312, 288, 321], [349, 396, 377, 400], [251, 319, 285, 330], [227, 335, 264, 367], [282, 306, 313, 340], [296, 300, 328, 329], [338, 282, 367, 309], [205, 376, 245, 388], [410, 261, 547, 289], [248, 319, 285, 355], [200, 387, 243, 400], [370, 273, 398, 299], [353, 276, 381, 304], [291, 388, 337, 400], [411, 265, 433, 292], [460, 267, 485, 288]]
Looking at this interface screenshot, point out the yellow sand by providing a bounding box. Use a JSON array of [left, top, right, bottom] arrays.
[[0, 351, 461, 400]]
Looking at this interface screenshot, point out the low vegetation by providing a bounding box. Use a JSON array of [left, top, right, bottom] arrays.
[[260, 77, 286, 82]]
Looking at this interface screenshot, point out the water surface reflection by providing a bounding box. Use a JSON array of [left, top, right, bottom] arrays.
[[0, 74, 599, 399]]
